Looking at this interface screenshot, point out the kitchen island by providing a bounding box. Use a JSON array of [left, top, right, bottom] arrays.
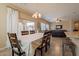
[[65, 31, 79, 56]]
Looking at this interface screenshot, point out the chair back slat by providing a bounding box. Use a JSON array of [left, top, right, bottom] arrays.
[[30, 30, 35, 34], [8, 33, 22, 52], [21, 31, 29, 35], [41, 34, 48, 47]]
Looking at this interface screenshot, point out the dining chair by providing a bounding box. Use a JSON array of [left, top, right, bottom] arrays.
[[30, 30, 35, 34], [34, 35, 48, 56], [62, 38, 76, 56], [8, 33, 25, 56], [43, 30, 49, 35], [43, 30, 52, 52], [21, 31, 29, 35], [45, 33, 51, 52]]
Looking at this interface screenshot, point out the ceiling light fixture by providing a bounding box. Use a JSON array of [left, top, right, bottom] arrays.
[[32, 12, 41, 19], [56, 18, 61, 23]]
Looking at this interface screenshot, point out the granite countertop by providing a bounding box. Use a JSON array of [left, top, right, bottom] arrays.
[[65, 31, 79, 39]]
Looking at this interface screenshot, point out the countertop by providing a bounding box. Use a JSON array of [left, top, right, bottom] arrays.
[[65, 31, 79, 39]]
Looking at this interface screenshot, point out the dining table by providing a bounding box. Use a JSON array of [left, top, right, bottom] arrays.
[[19, 33, 44, 56]]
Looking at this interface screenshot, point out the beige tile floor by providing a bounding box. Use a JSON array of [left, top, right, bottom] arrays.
[[0, 37, 72, 56]]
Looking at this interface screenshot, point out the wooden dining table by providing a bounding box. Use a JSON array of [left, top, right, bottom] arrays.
[[19, 33, 44, 56]]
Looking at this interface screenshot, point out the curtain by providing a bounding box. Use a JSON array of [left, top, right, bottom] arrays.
[[17, 22, 23, 39], [6, 8, 19, 48]]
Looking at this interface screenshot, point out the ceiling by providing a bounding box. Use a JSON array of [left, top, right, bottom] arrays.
[[14, 3, 79, 22]]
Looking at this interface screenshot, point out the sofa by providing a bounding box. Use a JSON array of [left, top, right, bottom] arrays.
[[52, 30, 67, 37]]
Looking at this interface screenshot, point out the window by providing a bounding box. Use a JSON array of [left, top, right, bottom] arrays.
[[26, 22, 35, 31], [45, 24, 49, 30], [40, 23, 49, 31], [41, 23, 46, 30], [19, 20, 35, 31]]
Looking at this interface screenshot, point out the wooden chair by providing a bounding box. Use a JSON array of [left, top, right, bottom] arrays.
[[45, 33, 51, 52], [62, 38, 76, 56], [21, 31, 29, 35], [30, 30, 35, 34], [43, 31, 52, 52], [8, 33, 25, 56], [34, 35, 48, 56], [43, 30, 49, 35]]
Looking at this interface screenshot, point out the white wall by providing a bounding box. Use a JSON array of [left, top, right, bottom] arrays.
[[0, 4, 7, 48]]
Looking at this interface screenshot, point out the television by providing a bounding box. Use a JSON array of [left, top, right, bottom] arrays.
[[56, 25, 62, 29]]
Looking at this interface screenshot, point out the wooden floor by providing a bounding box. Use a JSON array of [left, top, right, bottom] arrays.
[[0, 37, 73, 56], [36, 37, 72, 56]]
